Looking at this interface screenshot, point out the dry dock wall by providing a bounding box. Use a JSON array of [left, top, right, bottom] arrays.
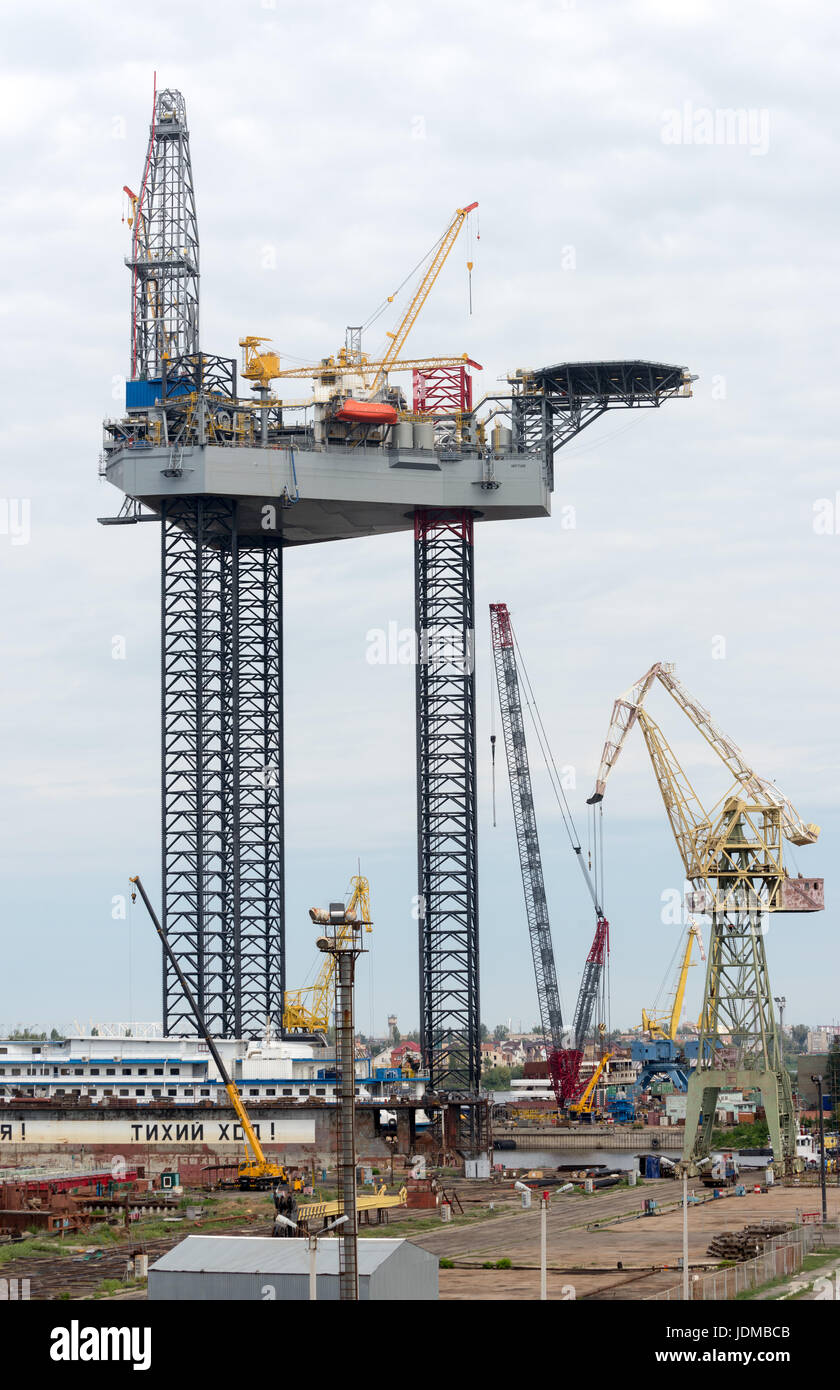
[[0, 1102, 430, 1175]]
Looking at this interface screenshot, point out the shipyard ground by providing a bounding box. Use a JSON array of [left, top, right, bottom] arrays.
[[416, 1181, 840, 1300], [3, 1174, 837, 1301]]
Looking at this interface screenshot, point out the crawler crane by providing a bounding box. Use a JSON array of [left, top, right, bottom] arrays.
[[130, 876, 288, 1191], [490, 603, 610, 1108]]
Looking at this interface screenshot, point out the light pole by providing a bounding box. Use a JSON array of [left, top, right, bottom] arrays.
[[774, 996, 786, 1051], [540, 1191, 548, 1300], [272, 1214, 348, 1301], [811, 1074, 828, 1224], [316, 908, 367, 1302], [682, 1171, 689, 1301]]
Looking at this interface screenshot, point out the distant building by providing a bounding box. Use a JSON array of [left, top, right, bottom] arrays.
[[371, 1040, 422, 1073], [797, 1056, 833, 1109], [480, 1043, 506, 1069], [807, 1026, 840, 1055]]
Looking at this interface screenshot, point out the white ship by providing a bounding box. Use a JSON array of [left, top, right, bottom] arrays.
[[0, 1026, 426, 1108]]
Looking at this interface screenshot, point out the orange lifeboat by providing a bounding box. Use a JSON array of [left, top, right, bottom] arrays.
[[332, 399, 398, 425]]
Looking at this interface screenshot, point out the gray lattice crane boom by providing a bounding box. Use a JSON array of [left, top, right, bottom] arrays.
[[490, 603, 610, 1106], [490, 604, 564, 1100]]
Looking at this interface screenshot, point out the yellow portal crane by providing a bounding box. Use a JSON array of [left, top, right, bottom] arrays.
[[366, 201, 478, 396], [569, 1052, 613, 1114], [587, 663, 823, 1173], [283, 875, 373, 1034], [589, 662, 819, 852], [129, 876, 287, 1190], [642, 921, 705, 1041]]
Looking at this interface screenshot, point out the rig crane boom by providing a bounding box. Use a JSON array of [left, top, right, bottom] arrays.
[[238, 340, 481, 391], [367, 202, 477, 397]]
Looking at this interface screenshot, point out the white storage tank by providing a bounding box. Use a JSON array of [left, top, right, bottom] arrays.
[[413, 421, 435, 450], [394, 419, 414, 450], [492, 424, 513, 453]]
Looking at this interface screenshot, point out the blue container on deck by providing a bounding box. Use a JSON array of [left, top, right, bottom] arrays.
[[645, 1155, 661, 1178], [126, 378, 163, 409]]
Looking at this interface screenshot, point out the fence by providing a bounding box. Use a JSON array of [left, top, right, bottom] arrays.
[[649, 1222, 840, 1301]]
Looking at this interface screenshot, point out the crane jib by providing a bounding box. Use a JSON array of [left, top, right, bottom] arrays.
[[490, 602, 611, 1106]]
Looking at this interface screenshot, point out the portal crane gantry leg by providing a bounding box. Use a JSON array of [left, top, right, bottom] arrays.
[[683, 908, 795, 1173]]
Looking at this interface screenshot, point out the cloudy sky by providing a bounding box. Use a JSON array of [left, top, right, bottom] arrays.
[[0, 0, 836, 1040]]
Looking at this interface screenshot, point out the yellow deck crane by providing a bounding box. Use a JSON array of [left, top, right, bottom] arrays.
[[238, 344, 481, 391], [239, 201, 479, 399], [283, 875, 373, 1035], [365, 201, 477, 397], [129, 876, 288, 1191], [587, 663, 823, 1173]]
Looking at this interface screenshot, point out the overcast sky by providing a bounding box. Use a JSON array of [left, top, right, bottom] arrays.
[[0, 0, 836, 1040]]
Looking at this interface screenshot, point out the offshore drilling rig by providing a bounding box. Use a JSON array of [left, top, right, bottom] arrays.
[[99, 85, 693, 1144]]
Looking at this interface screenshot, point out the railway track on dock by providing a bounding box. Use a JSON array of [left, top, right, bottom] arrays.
[[1, 1220, 272, 1300]]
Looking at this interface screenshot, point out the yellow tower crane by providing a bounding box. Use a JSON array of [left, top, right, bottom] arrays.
[[283, 875, 373, 1035]]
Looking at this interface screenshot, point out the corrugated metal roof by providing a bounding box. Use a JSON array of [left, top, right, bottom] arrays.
[[150, 1235, 426, 1276]]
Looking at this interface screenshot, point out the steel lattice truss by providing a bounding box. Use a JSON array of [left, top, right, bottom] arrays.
[[415, 509, 479, 1093], [127, 88, 199, 380], [572, 918, 609, 1051], [489, 605, 564, 1064], [511, 360, 691, 486], [687, 908, 796, 1166], [162, 500, 284, 1038], [413, 365, 473, 414]]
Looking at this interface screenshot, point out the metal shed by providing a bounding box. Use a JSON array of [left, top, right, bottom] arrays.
[[149, 1235, 438, 1301]]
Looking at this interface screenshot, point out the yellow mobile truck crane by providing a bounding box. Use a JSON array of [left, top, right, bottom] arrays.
[[129, 876, 288, 1191]]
